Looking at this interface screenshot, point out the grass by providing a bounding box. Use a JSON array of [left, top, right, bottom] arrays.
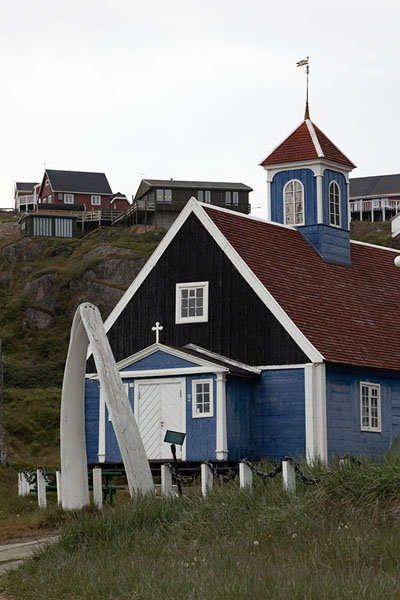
[[4, 457, 400, 599]]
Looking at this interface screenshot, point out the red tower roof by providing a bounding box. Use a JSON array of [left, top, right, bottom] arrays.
[[260, 120, 356, 169]]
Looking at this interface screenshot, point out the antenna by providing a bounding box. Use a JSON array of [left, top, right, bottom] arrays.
[[296, 57, 310, 119]]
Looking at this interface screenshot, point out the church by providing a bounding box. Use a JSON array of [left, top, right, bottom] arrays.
[[84, 106, 400, 465]]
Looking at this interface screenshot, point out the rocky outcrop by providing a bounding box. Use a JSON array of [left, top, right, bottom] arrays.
[[22, 275, 57, 311], [2, 239, 47, 264], [66, 280, 125, 319], [82, 245, 134, 261], [83, 257, 146, 287], [25, 308, 54, 330]]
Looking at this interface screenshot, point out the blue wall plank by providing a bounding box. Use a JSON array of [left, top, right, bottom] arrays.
[[254, 369, 305, 460], [299, 224, 351, 266], [326, 364, 400, 458], [185, 374, 216, 461], [120, 350, 198, 371], [226, 376, 254, 460], [271, 169, 316, 225]]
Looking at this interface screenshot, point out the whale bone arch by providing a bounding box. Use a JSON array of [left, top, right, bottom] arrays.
[[60, 303, 154, 510]]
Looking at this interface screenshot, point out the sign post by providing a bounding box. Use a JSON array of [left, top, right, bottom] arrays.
[[164, 430, 186, 496]]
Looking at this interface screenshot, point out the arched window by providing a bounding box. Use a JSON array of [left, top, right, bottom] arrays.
[[329, 181, 340, 227], [284, 180, 304, 225]]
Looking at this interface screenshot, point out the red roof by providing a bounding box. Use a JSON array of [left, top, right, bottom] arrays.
[[260, 120, 356, 169], [204, 206, 400, 371]]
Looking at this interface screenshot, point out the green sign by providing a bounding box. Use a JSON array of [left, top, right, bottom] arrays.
[[164, 430, 186, 445]]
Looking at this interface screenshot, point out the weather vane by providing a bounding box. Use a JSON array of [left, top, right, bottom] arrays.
[[296, 57, 310, 119]]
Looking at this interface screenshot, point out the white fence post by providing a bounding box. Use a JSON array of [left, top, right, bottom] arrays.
[[18, 472, 23, 496], [201, 463, 213, 497], [282, 460, 296, 494], [239, 462, 253, 490], [56, 470, 62, 506], [93, 467, 103, 509], [18, 471, 30, 496], [36, 468, 47, 508], [161, 464, 175, 498]]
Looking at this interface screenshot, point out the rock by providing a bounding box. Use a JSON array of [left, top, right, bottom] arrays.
[[82, 258, 146, 287], [50, 245, 74, 258], [67, 280, 125, 319], [82, 245, 134, 261], [22, 274, 57, 310], [25, 308, 54, 330], [0, 272, 11, 289], [1, 239, 47, 264], [0, 222, 19, 237]]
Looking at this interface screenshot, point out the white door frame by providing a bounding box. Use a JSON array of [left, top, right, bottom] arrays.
[[134, 377, 186, 460]]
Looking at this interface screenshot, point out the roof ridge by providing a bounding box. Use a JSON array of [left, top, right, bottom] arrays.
[[305, 120, 323, 157]]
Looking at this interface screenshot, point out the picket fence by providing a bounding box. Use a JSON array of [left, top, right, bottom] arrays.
[[18, 459, 317, 510]]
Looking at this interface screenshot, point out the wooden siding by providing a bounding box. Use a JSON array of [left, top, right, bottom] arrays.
[[119, 350, 198, 371], [97, 213, 309, 371], [298, 224, 351, 266], [253, 369, 306, 460], [326, 363, 400, 458], [226, 375, 254, 460], [185, 374, 217, 461], [271, 168, 317, 225]]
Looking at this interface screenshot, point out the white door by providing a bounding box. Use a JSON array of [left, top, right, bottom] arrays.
[[134, 378, 185, 460]]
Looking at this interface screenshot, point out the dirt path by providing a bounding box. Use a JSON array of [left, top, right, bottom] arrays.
[[0, 536, 58, 576]]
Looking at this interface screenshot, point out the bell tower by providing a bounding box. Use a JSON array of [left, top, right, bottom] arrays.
[[259, 108, 356, 266]]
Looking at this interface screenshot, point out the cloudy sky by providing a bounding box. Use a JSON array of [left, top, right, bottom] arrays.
[[1, 0, 399, 215]]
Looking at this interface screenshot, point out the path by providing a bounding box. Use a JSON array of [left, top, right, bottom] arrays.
[[0, 536, 58, 576]]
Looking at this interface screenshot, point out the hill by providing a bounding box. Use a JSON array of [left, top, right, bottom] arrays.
[[0, 211, 164, 463]]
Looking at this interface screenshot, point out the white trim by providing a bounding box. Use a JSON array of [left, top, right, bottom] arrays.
[[91, 195, 101, 206], [184, 343, 261, 374], [175, 281, 209, 324], [98, 200, 323, 364], [112, 367, 228, 379], [215, 373, 228, 460], [316, 173, 323, 224], [114, 342, 232, 373], [283, 179, 305, 226], [258, 363, 315, 370], [64, 193, 74, 204], [134, 377, 186, 460], [304, 363, 327, 463], [264, 158, 354, 178], [360, 382, 381, 432], [305, 120, 323, 157], [266, 179, 272, 222], [328, 180, 341, 228], [350, 239, 400, 253], [192, 378, 214, 418]]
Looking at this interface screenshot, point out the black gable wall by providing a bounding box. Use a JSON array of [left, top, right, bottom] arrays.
[[105, 213, 309, 367]]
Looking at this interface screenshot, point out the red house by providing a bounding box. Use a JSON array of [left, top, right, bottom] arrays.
[[38, 170, 130, 212]]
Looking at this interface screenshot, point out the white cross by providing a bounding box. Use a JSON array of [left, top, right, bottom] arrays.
[[152, 321, 163, 344]]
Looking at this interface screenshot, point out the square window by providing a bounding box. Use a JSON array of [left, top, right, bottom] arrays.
[[64, 194, 74, 204], [91, 196, 101, 206], [175, 282, 209, 324], [192, 379, 213, 418]]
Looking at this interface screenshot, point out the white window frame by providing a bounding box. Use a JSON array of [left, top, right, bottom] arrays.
[[360, 382, 381, 432], [64, 193, 74, 204], [91, 195, 101, 206], [192, 379, 214, 418], [283, 179, 305, 226], [175, 281, 209, 324], [329, 181, 341, 227]]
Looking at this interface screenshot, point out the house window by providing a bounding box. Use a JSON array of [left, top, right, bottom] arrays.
[[205, 190, 211, 203], [225, 191, 232, 204], [175, 281, 209, 324], [64, 194, 74, 204], [198, 190, 204, 202], [91, 195, 101, 206], [284, 180, 304, 225], [156, 189, 172, 203], [192, 379, 213, 418], [233, 191, 239, 205], [45, 179, 49, 186], [329, 181, 341, 227], [58, 193, 63, 200], [360, 383, 381, 432], [48, 195, 52, 204]]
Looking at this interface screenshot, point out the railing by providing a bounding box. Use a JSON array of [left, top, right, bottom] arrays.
[[77, 210, 122, 223], [350, 199, 400, 213], [16, 195, 37, 210]]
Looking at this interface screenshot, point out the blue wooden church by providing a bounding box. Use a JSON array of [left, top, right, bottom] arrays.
[[85, 108, 400, 465]]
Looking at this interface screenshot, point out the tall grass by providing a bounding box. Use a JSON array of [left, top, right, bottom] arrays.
[[5, 457, 400, 599]]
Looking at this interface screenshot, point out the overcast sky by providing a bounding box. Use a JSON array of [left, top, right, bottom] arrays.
[[1, 0, 399, 215]]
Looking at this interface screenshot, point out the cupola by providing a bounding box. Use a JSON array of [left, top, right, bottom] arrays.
[[260, 108, 356, 266]]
